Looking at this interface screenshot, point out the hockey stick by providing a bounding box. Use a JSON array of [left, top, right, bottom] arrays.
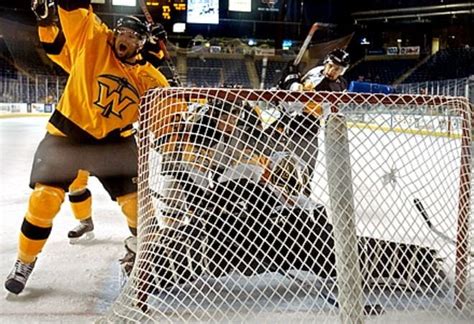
[[277, 22, 336, 89], [277, 269, 384, 315], [138, 0, 182, 86], [414, 198, 474, 256], [293, 22, 336, 67]]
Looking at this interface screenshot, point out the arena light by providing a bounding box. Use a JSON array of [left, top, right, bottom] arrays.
[[229, 0, 251, 12], [282, 39, 293, 50], [360, 37, 370, 45], [173, 23, 186, 33], [112, 0, 136, 7]]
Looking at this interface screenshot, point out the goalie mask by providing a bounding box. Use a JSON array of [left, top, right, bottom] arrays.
[[113, 16, 148, 61], [322, 48, 350, 80]]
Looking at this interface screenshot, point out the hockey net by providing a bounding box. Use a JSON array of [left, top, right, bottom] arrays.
[[104, 88, 473, 323]]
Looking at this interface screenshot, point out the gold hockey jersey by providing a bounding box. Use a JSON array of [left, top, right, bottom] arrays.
[[38, 24, 72, 73], [47, 5, 169, 141]]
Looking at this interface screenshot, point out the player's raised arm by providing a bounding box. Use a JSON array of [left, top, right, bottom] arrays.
[[56, 0, 106, 60], [34, 1, 72, 73]]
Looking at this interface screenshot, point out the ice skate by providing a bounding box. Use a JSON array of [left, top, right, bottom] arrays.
[[119, 236, 137, 281], [68, 217, 94, 244], [5, 259, 37, 295]]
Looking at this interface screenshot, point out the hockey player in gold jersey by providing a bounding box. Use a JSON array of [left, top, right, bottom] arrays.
[[38, 7, 179, 242], [5, 0, 169, 295], [37, 10, 95, 242]]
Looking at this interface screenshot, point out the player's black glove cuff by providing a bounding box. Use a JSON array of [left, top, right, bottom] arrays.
[[32, 0, 58, 26], [277, 61, 301, 90], [150, 23, 167, 43], [286, 61, 299, 74], [167, 79, 180, 87], [279, 72, 301, 90]]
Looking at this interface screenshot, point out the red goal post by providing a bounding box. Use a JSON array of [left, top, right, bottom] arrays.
[[104, 88, 472, 323]]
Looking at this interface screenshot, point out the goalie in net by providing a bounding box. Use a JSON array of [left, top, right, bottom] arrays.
[[132, 89, 447, 312]]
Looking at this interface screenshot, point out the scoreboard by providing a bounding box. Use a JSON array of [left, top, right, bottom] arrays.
[[95, 0, 288, 39], [144, 1, 187, 21], [100, 1, 283, 25]]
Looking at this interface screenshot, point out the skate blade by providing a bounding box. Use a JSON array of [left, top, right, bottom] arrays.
[[69, 232, 95, 245], [119, 266, 130, 288], [5, 292, 21, 300]]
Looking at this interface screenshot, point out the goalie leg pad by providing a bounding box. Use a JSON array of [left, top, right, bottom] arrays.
[[358, 237, 445, 290], [142, 200, 444, 295]]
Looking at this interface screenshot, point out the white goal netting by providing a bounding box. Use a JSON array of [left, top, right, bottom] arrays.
[[103, 88, 473, 323]]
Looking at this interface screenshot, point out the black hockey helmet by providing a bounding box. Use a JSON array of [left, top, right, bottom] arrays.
[[114, 16, 148, 41], [324, 49, 350, 69]]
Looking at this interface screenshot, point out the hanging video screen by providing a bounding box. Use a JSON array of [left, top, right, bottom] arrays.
[[187, 0, 219, 24]]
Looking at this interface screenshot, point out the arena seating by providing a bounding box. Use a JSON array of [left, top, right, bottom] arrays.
[[358, 0, 462, 10], [403, 48, 474, 83], [255, 59, 291, 89], [187, 57, 251, 88], [0, 37, 17, 79], [0, 15, 472, 98], [345, 58, 418, 85]]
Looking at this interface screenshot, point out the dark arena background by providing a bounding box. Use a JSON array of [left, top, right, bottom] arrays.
[[0, 0, 472, 101], [0, 1, 472, 323]]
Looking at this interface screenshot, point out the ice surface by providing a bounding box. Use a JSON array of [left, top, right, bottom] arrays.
[[0, 117, 125, 323], [1, 116, 472, 323]]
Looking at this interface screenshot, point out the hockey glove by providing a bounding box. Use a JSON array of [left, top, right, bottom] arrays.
[[150, 23, 167, 43], [31, 0, 57, 26], [277, 62, 302, 90], [167, 78, 181, 87]]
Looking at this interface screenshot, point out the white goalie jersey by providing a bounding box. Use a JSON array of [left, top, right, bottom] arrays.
[[289, 65, 325, 91]]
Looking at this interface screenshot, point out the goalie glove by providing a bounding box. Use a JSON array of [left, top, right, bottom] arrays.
[[31, 0, 57, 26]]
